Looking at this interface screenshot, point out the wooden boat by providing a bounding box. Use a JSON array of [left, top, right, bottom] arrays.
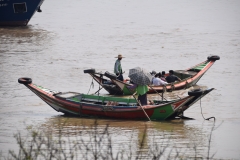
[[84, 55, 220, 95], [18, 77, 214, 121]]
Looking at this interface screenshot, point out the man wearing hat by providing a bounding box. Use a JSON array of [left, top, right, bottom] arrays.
[[114, 54, 124, 81]]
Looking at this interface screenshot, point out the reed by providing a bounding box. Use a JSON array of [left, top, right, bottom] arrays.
[[2, 119, 216, 160]]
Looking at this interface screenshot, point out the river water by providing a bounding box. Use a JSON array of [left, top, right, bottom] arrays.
[[0, 0, 240, 159]]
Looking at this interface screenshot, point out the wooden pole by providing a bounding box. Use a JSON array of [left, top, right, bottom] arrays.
[[132, 94, 151, 121], [148, 85, 168, 101], [125, 85, 151, 121]]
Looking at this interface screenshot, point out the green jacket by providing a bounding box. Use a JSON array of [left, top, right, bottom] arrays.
[[114, 59, 122, 74], [136, 85, 149, 96]]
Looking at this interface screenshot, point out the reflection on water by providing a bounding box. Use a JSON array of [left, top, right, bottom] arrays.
[[38, 115, 211, 158], [0, 27, 55, 54]]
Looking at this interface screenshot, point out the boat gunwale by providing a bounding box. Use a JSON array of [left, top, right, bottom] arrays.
[[19, 81, 214, 120], [26, 83, 195, 112], [88, 59, 216, 94]]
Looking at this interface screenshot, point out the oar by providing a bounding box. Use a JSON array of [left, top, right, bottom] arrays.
[[125, 84, 151, 121], [132, 93, 151, 121], [148, 85, 168, 101]]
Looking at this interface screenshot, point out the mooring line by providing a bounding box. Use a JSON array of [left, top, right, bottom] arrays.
[[200, 98, 216, 121], [87, 78, 94, 94]]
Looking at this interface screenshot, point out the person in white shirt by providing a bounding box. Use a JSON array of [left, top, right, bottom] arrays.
[[152, 73, 168, 86]]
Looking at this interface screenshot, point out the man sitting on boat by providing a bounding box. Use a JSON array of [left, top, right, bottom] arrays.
[[152, 73, 168, 86], [166, 70, 181, 83], [150, 70, 157, 82], [114, 54, 124, 81], [160, 72, 167, 82]]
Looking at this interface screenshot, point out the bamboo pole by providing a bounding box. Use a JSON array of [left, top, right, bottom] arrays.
[[132, 94, 151, 121], [125, 84, 151, 121], [148, 85, 168, 101]]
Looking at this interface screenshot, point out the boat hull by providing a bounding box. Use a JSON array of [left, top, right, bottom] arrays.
[[0, 0, 44, 26], [18, 78, 214, 121]]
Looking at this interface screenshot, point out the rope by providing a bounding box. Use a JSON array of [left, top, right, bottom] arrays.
[[185, 81, 189, 89], [87, 78, 94, 94], [199, 98, 215, 121], [171, 83, 175, 92], [163, 85, 167, 93]]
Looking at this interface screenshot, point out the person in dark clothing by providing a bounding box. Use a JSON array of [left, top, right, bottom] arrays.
[[165, 70, 181, 83], [162, 71, 166, 77]]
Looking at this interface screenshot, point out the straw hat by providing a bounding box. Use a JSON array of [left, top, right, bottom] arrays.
[[115, 54, 125, 58]]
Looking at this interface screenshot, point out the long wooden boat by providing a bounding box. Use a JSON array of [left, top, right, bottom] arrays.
[[18, 77, 214, 121], [84, 55, 220, 95]]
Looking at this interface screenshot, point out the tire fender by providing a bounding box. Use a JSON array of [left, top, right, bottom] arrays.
[[188, 89, 203, 96], [207, 55, 220, 61], [84, 69, 96, 74], [18, 77, 32, 84]]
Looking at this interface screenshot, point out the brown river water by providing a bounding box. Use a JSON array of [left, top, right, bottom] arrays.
[[0, 0, 240, 159]]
